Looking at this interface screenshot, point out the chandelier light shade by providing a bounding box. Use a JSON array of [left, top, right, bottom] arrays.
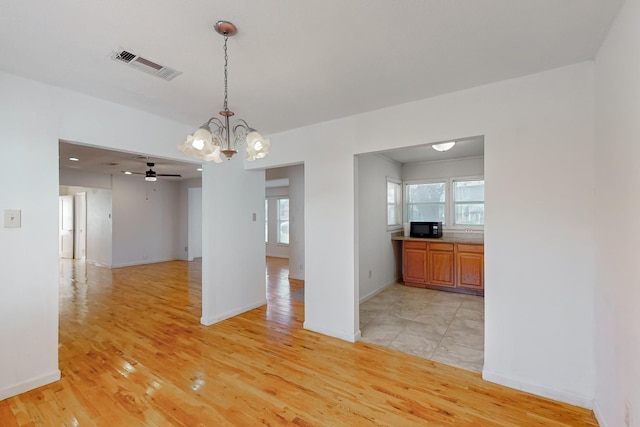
[[431, 141, 456, 152], [178, 20, 270, 163]]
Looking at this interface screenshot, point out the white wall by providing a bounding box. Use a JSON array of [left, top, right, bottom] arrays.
[[593, 0, 640, 425], [177, 178, 202, 261], [0, 69, 193, 400], [357, 153, 402, 302], [287, 164, 305, 282], [248, 62, 596, 406], [85, 188, 113, 266], [200, 158, 267, 325], [402, 156, 484, 181], [0, 74, 61, 400], [111, 174, 180, 267], [187, 187, 202, 260], [61, 169, 185, 267]]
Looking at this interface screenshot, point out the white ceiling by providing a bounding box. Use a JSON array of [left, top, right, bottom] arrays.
[[4, 1, 624, 178], [59, 141, 202, 181], [379, 137, 484, 164], [0, 0, 623, 138]]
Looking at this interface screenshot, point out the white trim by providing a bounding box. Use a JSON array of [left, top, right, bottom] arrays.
[[304, 321, 361, 343], [200, 299, 267, 326], [593, 400, 609, 427], [386, 177, 402, 231], [0, 370, 61, 400], [359, 279, 396, 303], [404, 175, 485, 230], [111, 257, 176, 268], [482, 370, 594, 409]]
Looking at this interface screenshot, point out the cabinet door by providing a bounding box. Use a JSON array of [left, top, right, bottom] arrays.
[[428, 250, 454, 287], [404, 248, 427, 284], [456, 252, 484, 289]]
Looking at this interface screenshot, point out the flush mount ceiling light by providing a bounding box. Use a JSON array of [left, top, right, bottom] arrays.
[[431, 141, 456, 152], [178, 20, 270, 163]]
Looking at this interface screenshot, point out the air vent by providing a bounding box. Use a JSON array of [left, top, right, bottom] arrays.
[[110, 49, 182, 81]]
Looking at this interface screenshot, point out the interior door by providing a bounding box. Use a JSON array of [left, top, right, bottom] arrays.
[[59, 195, 74, 258]]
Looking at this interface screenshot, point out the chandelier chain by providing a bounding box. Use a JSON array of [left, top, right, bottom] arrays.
[[223, 34, 229, 111]]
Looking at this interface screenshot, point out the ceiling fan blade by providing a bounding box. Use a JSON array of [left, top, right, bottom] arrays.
[[156, 174, 182, 177], [123, 171, 145, 175]]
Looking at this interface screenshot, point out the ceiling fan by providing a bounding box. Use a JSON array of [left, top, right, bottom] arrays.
[[127, 162, 182, 182]]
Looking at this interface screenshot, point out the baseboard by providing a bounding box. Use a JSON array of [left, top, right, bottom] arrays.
[[0, 370, 61, 401], [85, 259, 111, 268], [303, 321, 361, 343], [200, 299, 267, 326], [482, 370, 594, 409], [359, 279, 396, 304], [112, 258, 176, 268], [592, 399, 609, 427]]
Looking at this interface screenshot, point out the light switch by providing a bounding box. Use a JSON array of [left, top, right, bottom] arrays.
[[4, 209, 21, 228]]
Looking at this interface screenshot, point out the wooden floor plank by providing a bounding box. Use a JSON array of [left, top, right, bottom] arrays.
[[0, 258, 598, 426]]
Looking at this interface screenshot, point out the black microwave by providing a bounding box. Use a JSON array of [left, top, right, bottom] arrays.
[[410, 221, 443, 238]]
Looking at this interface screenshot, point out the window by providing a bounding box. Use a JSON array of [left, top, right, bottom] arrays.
[[404, 177, 484, 229], [277, 198, 289, 244], [453, 179, 484, 226], [386, 179, 402, 230], [405, 181, 446, 223]]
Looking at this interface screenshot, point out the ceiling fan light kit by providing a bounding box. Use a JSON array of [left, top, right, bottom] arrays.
[[178, 20, 270, 163], [125, 162, 181, 181]]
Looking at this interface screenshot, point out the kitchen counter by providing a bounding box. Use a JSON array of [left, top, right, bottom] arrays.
[[391, 233, 484, 245]]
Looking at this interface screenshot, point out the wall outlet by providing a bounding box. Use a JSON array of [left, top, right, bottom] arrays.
[[625, 400, 633, 427]]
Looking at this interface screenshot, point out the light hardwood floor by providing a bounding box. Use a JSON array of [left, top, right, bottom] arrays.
[[0, 258, 597, 426]]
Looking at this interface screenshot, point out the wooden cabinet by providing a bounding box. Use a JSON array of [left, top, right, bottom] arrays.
[[402, 240, 484, 295], [427, 243, 454, 287], [403, 241, 427, 284], [456, 244, 484, 290]]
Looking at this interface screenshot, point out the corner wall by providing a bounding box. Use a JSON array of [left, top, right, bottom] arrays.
[[0, 69, 193, 400], [594, 0, 640, 425], [357, 153, 402, 301], [249, 62, 597, 406]]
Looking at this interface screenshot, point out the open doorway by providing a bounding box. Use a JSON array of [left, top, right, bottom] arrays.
[[356, 136, 485, 373], [265, 165, 305, 309]]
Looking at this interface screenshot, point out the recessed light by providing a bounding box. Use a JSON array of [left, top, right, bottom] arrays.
[[69, 157, 80, 161], [197, 168, 203, 172], [124, 171, 132, 175]]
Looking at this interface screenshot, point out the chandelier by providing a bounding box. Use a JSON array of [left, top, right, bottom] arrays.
[[178, 20, 270, 163]]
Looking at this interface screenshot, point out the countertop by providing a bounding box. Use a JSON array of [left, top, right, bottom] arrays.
[[391, 233, 484, 245]]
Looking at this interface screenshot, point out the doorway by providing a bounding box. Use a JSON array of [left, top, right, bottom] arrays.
[[265, 164, 305, 308], [356, 137, 485, 373]]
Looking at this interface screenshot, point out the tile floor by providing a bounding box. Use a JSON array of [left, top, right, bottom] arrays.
[[360, 284, 485, 373]]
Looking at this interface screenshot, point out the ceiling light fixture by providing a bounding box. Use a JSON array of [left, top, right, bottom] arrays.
[[178, 20, 270, 163], [432, 141, 456, 152], [69, 157, 79, 161]]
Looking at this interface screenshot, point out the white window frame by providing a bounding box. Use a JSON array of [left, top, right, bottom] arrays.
[[276, 197, 290, 245], [451, 176, 484, 230], [404, 179, 448, 225], [386, 178, 403, 231], [403, 176, 484, 231]]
